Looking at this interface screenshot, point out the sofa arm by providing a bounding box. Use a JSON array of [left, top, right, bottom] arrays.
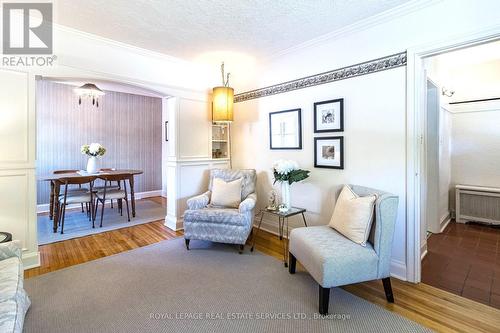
[[239, 193, 257, 213], [0, 241, 22, 261], [187, 191, 211, 210]]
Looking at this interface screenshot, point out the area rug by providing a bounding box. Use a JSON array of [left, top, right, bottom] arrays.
[[37, 200, 165, 245], [24, 238, 431, 332]]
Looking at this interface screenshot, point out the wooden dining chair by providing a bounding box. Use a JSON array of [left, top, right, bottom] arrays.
[[53, 169, 88, 214], [94, 174, 130, 228], [58, 176, 95, 234]]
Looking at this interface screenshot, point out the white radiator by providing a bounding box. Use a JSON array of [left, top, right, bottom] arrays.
[[455, 184, 500, 225]]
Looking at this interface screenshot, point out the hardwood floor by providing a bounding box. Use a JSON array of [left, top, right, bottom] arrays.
[[26, 197, 500, 332]]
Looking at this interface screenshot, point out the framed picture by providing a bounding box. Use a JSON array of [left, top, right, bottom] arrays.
[[314, 136, 344, 169], [314, 98, 344, 133], [269, 108, 302, 149]]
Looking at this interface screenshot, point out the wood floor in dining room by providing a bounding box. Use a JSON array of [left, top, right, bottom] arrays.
[[27, 197, 500, 333]]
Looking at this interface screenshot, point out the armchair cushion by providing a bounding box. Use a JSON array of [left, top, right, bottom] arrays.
[[329, 185, 377, 246], [184, 208, 247, 226], [186, 191, 211, 210], [210, 178, 242, 208], [289, 226, 378, 288], [0, 241, 21, 261]]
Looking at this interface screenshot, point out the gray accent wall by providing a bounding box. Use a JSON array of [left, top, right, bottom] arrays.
[[36, 80, 162, 204]]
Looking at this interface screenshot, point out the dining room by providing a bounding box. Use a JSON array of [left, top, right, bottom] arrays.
[[35, 77, 167, 245]]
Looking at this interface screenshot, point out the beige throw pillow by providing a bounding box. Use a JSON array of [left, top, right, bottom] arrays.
[[210, 178, 243, 208], [329, 185, 377, 246]]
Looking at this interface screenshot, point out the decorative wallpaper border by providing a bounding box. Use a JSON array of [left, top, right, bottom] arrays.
[[234, 52, 406, 103]]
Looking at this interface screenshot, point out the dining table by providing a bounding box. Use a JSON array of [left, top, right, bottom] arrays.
[[38, 169, 143, 233]]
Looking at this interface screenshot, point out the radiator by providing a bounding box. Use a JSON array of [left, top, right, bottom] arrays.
[[455, 185, 500, 225]]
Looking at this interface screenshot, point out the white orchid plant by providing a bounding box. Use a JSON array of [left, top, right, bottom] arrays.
[[272, 159, 310, 185], [81, 143, 106, 157]]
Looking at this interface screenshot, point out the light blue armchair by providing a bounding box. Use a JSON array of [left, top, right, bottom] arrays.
[[183, 169, 257, 253], [288, 185, 399, 314]]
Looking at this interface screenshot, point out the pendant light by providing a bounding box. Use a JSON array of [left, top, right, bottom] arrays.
[[212, 63, 234, 123], [74, 83, 105, 107]]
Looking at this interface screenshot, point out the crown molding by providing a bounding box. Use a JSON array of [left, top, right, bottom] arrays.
[[54, 24, 193, 65], [234, 52, 406, 103], [268, 0, 442, 61]]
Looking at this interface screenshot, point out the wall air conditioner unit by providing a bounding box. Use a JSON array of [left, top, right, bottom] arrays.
[[455, 185, 500, 225]]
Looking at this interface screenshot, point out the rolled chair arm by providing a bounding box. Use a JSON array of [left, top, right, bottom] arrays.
[[239, 193, 257, 213], [0, 240, 22, 261], [186, 191, 211, 210]]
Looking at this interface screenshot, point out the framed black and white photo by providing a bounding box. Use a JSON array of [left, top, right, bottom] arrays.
[[314, 98, 344, 133], [269, 108, 302, 149], [314, 136, 344, 169]]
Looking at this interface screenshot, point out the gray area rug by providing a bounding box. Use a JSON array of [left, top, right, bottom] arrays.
[[24, 238, 431, 333], [37, 200, 165, 245]]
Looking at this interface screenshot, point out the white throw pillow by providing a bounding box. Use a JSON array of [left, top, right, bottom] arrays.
[[329, 185, 377, 246], [210, 177, 243, 208]]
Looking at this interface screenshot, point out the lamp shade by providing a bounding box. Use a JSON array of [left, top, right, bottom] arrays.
[[212, 86, 234, 122]]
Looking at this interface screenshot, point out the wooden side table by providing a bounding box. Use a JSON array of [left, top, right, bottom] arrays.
[[251, 207, 308, 267]]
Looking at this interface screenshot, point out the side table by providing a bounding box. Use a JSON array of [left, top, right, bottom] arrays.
[[251, 207, 308, 267], [0, 232, 12, 243]]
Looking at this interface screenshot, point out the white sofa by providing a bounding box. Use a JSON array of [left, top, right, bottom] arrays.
[[0, 241, 31, 333]]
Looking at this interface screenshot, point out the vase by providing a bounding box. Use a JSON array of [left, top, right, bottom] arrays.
[[86, 156, 98, 174], [281, 181, 291, 211]]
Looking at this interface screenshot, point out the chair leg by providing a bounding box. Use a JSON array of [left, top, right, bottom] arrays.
[[119, 199, 123, 216], [91, 200, 96, 228], [111, 199, 113, 209], [81, 203, 84, 213], [100, 199, 105, 228], [382, 277, 394, 303], [289, 253, 296, 274], [319, 285, 330, 315], [60, 204, 66, 234], [185, 238, 190, 250], [238, 244, 244, 254], [124, 197, 130, 222]]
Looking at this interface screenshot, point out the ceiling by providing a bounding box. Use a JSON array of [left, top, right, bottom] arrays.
[[54, 0, 412, 61]]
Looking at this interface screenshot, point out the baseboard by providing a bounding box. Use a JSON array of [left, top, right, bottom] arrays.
[[440, 214, 452, 232], [22, 250, 40, 270], [254, 217, 408, 281], [36, 189, 164, 213], [165, 214, 183, 231]]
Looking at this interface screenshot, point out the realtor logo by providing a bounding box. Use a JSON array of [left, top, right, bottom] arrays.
[[2, 2, 53, 54]]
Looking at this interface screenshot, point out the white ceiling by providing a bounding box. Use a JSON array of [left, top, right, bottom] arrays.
[[54, 0, 412, 61]]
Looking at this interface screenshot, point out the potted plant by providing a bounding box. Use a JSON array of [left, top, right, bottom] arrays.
[[272, 159, 310, 211], [81, 143, 106, 174]]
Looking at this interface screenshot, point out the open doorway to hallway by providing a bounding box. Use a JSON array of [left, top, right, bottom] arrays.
[[420, 40, 500, 309]]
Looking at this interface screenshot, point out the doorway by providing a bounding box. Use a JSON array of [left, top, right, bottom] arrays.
[[412, 39, 500, 308]]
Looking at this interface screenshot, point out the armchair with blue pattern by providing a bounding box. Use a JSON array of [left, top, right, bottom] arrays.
[[183, 169, 257, 253]]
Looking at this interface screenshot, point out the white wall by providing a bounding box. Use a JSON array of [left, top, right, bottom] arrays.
[[450, 106, 500, 204], [232, 0, 500, 280]]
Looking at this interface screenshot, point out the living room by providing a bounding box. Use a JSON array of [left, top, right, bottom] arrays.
[[1, 1, 500, 332]]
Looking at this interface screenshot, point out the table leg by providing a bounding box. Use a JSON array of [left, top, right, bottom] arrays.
[[251, 210, 265, 252], [284, 217, 290, 267], [49, 181, 55, 220], [281, 217, 287, 267], [129, 176, 136, 217], [279, 215, 283, 240], [301, 212, 308, 227], [53, 182, 61, 233]]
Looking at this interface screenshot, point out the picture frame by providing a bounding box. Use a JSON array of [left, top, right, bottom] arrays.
[[314, 98, 344, 133], [314, 136, 344, 169], [269, 108, 302, 149]]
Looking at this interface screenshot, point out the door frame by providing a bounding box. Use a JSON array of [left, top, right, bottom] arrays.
[[405, 25, 500, 283]]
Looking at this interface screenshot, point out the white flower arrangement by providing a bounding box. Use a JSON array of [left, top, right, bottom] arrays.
[[81, 143, 106, 157], [272, 159, 310, 184]]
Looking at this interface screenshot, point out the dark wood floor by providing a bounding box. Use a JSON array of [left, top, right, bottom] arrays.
[[422, 220, 500, 309], [27, 199, 500, 332]]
